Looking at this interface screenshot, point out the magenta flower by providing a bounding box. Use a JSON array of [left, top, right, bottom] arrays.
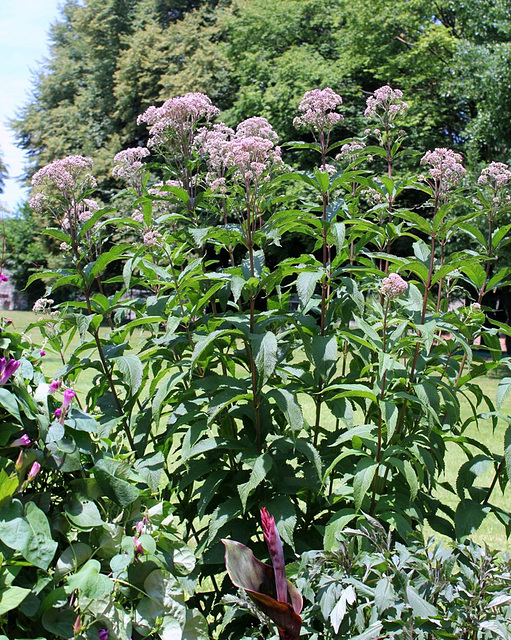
[[0, 358, 20, 385], [0, 274, 7, 283], [11, 434, 31, 447], [39, 349, 46, 357], [133, 536, 144, 561], [223, 509, 302, 640], [62, 389, 76, 410], [27, 461, 41, 482], [54, 408, 62, 420], [98, 629, 109, 640], [49, 380, 61, 394]]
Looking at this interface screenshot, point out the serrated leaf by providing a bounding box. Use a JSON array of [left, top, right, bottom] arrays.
[[115, 354, 143, 395], [253, 331, 278, 386], [406, 585, 438, 618], [238, 454, 273, 510], [330, 585, 356, 633], [353, 458, 378, 510], [296, 271, 321, 307]]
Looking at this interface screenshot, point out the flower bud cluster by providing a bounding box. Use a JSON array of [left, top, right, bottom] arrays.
[[380, 273, 408, 299], [336, 140, 366, 163], [364, 85, 408, 121], [137, 92, 220, 148], [32, 297, 54, 314], [420, 148, 466, 194], [293, 88, 344, 132], [478, 162, 511, 189], [112, 147, 150, 181], [31, 155, 96, 194]]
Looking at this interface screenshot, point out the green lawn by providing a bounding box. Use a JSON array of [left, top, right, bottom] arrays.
[[6, 309, 511, 549]]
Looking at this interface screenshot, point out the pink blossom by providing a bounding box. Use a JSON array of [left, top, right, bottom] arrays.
[[29, 192, 47, 212], [137, 93, 220, 148], [31, 155, 96, 194], [54, 408, 63, 420], [364, 85, 408, 120], [49, 380, 61, 394], [380, 273, 408, 299], [143, 230, 162, 247], [336, 141, 366, 162], [478, 162, 511, 189], [0, 274, 7, 283], [27, 461, 41, 482], [0, 358, 20, 385], [236, 117, 278, 142], [293, 88, 343, 132], [131, 211, 144, 223], [62, 389, 76, 410], [98, 629, 109, 640], [112, 147, 150, 180], [39, 349, 46, 357], [11, 434, 31, 447], [224, 135, 282, 186], [195, 123, 235, 173], [133, 536, 144, 561], [420, 148, 466, 194], [77, 198, 100, 223], [32, 298, 54, 313]]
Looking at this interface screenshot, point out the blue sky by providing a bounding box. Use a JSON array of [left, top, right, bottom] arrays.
[[0, 0, 61, 214]]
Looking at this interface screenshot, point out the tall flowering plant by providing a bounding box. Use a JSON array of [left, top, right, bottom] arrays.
[[22, 85, 511, 639]]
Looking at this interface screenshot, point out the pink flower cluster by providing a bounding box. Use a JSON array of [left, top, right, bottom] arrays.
[[143, 229, 162, 247], [224, 135, 282, 185], [32, 297, 54, 313], [137, 93, 220, 148], [195, 124, 235, 174], [364, 85, 409, 120], [337, 140, 366, 161], [77, 199, 100, 223], [293, 88, 344, 132], [112, 147, 150, 180], [478, 162, 511, 189], [31, 155, 96, 194], [198, 118, 281, 188], [420, 148, 466, 193], [235, 117, 278, 142], [380, 273, 408, 299]]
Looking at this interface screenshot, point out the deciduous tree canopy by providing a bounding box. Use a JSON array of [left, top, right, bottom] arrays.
[[10, 0, 511, 192]]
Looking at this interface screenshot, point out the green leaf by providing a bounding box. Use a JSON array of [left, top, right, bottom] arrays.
[[296, 271, 321, 307], [253, 331, 278, 386], [238, 454, 273, 510], [115, 354, 143, 395], [324, 509, 356, 551], [66, 559, 113, 599], [0, 471, 19, 508], [374, 576, 396, 613], [93, 459, 140, 507], [497, 377, 511, 410], [454, 499, 490, 540], [405, 585, 438, 618], [65, 498, 104, 529], [0, 586, 31, 615], [330, 585, 356, 633], [23, 503, 58, 570], [55, 543, 92, 581], [353, 458, 378, 510], [267, 388, 304, 431]]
